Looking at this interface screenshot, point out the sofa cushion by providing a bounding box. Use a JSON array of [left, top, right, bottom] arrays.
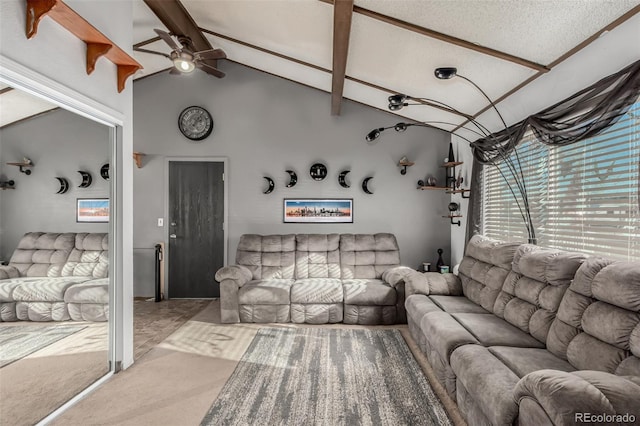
[[291, 279, 343, 304], [9, 232, 76, 277], [64, 278, 109, 304], [236, 234, 296, 280], [238, 279, 293, 305], [290, 303, 343, 324], [429, 295, 489, 314], [450, 344, 521, 425], [451, 313, 545, 348], [61, 233, 109, 279], [344, 305, 396, 325], [12, 277, 90, 302], [0, 280, 25, 302], [295, 234, 341, 279], [342, 279, 396, 305], [405, 294, 443, 325], [547, 256, 640, 375], [339, 233, 400, 279], [488, 346, 575, 378], [420, 311, 480, 362]]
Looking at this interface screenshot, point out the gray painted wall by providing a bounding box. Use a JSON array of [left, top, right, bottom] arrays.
[[0, 108, 110, 260], [132, 62, 453, 297]]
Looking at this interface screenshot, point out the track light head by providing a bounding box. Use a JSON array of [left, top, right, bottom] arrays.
[[365, 128, 383, 142], [394, 123, 408, 132], [434, 67, 458, 80]]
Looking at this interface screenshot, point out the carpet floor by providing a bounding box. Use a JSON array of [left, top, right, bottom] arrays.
[[202, 328, 452, 426], [53, 301, 466, 426]]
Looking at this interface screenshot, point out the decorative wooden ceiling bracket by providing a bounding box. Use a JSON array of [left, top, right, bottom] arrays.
[[25, 0, 142, 93]]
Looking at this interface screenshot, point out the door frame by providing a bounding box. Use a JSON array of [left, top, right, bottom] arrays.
[[163, 157, 229, 298]]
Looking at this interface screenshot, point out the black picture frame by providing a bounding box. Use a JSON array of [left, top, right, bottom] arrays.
[[283, 198, 353, 223]]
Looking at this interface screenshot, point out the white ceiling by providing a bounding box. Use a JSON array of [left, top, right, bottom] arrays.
[[2, 0, 640, 137]]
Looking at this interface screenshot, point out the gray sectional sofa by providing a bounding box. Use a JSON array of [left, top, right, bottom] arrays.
[[216, 233, 413, 324], [0, 232, 109, 322], [405, 235, 640, 425]]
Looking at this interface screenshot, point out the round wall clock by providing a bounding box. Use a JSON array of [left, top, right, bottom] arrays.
[[178, 106, 214, 141], [310, 163, 328, 181]]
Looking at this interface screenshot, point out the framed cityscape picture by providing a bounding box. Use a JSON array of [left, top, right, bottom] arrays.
[[283, 198, 353, 223], [76, 198, 110, 223]]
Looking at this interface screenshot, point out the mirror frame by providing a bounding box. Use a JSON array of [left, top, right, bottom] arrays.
[[0, 54, 127, 422]]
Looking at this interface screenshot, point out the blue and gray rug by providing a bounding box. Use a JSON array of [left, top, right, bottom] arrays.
[[0, 324, 86, 368], [201, 328, 452, 426]]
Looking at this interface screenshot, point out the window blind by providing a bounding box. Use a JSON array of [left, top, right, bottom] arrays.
[[482, 101, 640, 261]]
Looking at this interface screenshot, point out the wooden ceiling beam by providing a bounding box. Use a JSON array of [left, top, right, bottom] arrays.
[[143, 0, 218, 69], [319, 0, 549, 73], [331, 0, 354, 115]]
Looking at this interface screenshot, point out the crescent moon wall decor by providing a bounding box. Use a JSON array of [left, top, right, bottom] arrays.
[[362, 177, 374, 194], [285, 170, 298, 188], [263, 176, 275, 194], [100, 163, 109, 180], [78, 171, 92, 188], [338, 170, 351, 188], [56, 177, 69, 194]]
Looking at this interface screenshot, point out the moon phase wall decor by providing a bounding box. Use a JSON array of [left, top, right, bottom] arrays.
[[309, 163, 327, 181], [263, 176, 275, 194], [285, 170, 297, 187], [100, 163, 109, 180], [338, 170, 351, 188], [78, 171, 92, 188], [362, 177, 374, 194], [56, 177, 70, 194]]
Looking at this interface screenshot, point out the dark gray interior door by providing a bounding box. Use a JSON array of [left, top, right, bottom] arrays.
[[168, 161, 224, 298]]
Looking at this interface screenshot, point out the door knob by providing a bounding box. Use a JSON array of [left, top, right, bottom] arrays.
[[169, 234, 177, 239]]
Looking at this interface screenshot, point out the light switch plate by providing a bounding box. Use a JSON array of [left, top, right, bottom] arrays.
[[157, 218, 163, 227]]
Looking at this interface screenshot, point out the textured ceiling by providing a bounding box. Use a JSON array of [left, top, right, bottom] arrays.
[[2, 0, 640, 134]]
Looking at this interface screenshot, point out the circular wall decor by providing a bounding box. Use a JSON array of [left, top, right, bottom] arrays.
[[100, 163, 109, 180], [178, 106, 214, 141], [338, 170, 351, 188], [285, 170, 298, 187], [362, 176, 374, 194], [309, 163, 327, 181], [263, 176, 275, 194]]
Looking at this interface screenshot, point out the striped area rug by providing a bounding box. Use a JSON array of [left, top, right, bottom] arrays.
[[0, 324, 86, 368], [201, 328, 452, 426]]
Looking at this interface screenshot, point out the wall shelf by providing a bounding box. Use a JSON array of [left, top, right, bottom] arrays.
[[133, 152, 146, 168], [7, 162, 33, 175], [25, 0, 143, 93]]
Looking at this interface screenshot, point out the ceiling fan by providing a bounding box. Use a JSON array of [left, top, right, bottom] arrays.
[[135, 29, 226, 78]]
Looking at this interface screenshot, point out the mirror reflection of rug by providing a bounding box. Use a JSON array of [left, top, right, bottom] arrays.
[[0, 324, 87, 368], [201, 328, 452, 426]]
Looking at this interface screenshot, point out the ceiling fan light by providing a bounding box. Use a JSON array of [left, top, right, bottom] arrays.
[[434, 67, 458, 80], [172, 51, 196, 73]]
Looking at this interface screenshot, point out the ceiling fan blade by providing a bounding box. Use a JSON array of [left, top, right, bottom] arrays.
[[196, 62, 225, 78], [133, 47, 171, 59], [154, 28, 180, 51], [195, 48, 226, 60]]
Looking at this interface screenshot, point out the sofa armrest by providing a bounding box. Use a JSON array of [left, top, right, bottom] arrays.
[[0, 265, 20, 280], [215, 265, 252, 287], [405, 272, 463, 297], [381, 266, 416, 288], [514, 369, 640, 426]]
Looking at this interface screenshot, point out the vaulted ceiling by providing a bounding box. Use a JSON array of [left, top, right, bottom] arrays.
[[2, 0, 640, 136]]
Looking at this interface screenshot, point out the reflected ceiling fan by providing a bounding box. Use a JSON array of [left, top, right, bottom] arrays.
[[135, 29, 226, 77]]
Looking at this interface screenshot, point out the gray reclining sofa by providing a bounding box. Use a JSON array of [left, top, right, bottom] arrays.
[[216, 233, 412, 324], [0, 232, 109, 322], [404, 235, 640, 425]]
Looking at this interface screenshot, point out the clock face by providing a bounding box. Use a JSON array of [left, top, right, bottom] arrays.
[[178, 106, 213, 141], [310, 163, 328, 181]]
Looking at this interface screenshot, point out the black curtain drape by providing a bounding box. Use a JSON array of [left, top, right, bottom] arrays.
[[466, 59, 640, 241]]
